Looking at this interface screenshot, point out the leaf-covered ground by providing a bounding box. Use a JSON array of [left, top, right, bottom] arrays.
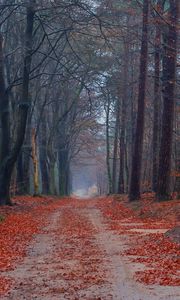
[[0, 196, 65, 296], [0, 195, 179, 299], [97, 194, 180, 286]]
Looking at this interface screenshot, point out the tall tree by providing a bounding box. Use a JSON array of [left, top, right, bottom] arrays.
[[0, 32, 11, 203], [156, 0, 179, 200], [118, 41, 129, 194], [129, 0, 149, 201], [105, 91, 113, 194], [152, 0, 163, 192], [0, 1, 35, 205]]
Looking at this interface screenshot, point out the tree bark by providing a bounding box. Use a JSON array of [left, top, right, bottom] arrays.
[[16, 115, 32, 194], [175, 152, 180, 199], [118, 43, 128, 194], [112, 97, 120, 193], [47, 139, 57, 195], [129, 0, 149, 201], [156, 0, 179, 200], [32, 128, 39, 196], [39, 113, 49, 194], [58, 146, 69, 196], [152, 0, 163, 192], [49, 160, 57, 195], [105, 93, 112, 194], [0, 33, 11, 204], [0, 1, 35, 205]]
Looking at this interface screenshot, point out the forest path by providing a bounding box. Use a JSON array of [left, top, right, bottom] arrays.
[[2, 198, 179, 300]]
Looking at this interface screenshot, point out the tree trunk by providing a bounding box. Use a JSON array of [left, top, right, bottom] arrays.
[[39, 114, 49, 194], [118, 139, 125, 194], [58, 146, 69, 196], [112, 97, 120, 193], [118, 44, 128, 194], [40, 150, 49, 194], [156, 0, 179, 200], [0, 2, 35, 205], [124, 144, 129, 193], [47, 139, 57, 195], [0, 33, 11, 204], [16, 152, 24, 194], [175, 154, 180, 199], [16, 115, 32, 194], [105, 93, 112, 194], [32, 128, 39, 196], [152, 1, 162, 192], [49, 160, 57, 195], [129, 0, 149, 201]]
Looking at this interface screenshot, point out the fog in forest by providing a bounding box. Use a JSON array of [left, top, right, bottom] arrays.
[[0, 1, 179, 296], [0, 0, 178, 205]]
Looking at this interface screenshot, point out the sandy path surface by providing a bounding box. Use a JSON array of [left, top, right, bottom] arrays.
[[86, 208, 179, 300], [1, 200, 179, 300]]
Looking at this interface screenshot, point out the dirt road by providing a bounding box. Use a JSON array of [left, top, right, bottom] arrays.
[[2, 199, 179, 300]]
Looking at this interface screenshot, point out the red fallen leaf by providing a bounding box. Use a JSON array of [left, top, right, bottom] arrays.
[[135, 269, 180, 286], [96, 195, 180, 286], [0, 276, 13, 296], [0, 196, 67, 296], [0, 194, 179, 295]]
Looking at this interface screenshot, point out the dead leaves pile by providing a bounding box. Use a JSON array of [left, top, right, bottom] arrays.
[[0, 196, 65, 296], [96, 195, 180, 286]]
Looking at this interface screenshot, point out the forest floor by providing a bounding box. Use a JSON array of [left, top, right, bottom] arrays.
[[0, 195, 179, 300]]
